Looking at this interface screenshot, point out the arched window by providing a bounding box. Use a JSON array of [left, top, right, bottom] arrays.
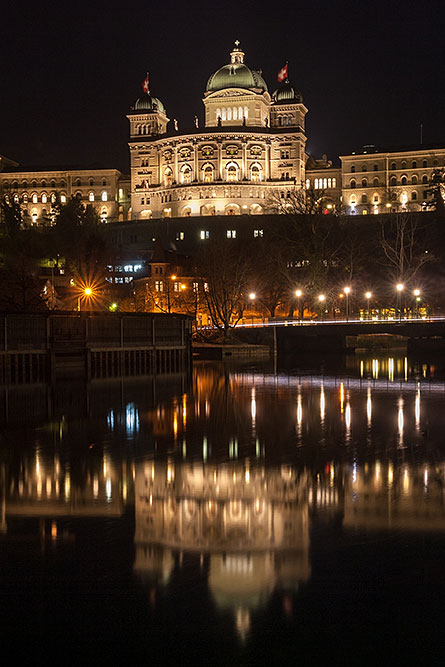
[[227, 107, 232, 120], [361, 194, 368, 203], [305, 179, 310, 189], [202, 164, 214, 183], [50, 192, 56, 204], [390, 176, 397, 186], [102, 179, 106, 186], [250, 163, 262, 182], [351, 165, 356, 173], [391, 162, 396, 171], [244, 106, 248, 119], [41, 180, 47, 187], [422, 175, 428, 184], [373, 193, 379, 203], [22, 180, 28, 188], [89, 191, 95, 202], [22, 193, 28, 204], [101, 191, 108, 202], [373, 177, 379, 186], [216, 107, 221, 120], [13, 193, 19, 203], [401, 161, 406, 169], [315, 178, 319, 189], [238, 106, 243, 120], [350, 179, 356, 189], [41, 193, 47, 204], [75, 179, 81, 186], [50, 180, 56, 187], [373, 164, 379, 171], [164, 168, 173, 187], [332, 178, 336, 188], [181, 164, 192, 184], [362, 178, 368, 187], [89, 179, 94, 186], [100, 206, 107, 220], [32, 193, 38, 203], [350, 195, 356, 205], [222, 108, 227, 120], [411, 175, 418, 184], [412, 161, 417, 169], [233, 106, 238, 121], [423, 159, 427, 168], [60, 180, 66, 188], [60, 193, 67, 203], [411, 191, 418, 200], [401, 176, 407, 185], [362, 164, 367, 172], [226, 162, 239, 182]]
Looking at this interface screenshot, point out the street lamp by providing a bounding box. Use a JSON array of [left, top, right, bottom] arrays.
[[413, 289, 421, 318], [318, 293, 326, 321], [295, 289, 303, 322], [396, 283, 404, 321], [78, 286, 93, 312], [344, 286, 351, 321], [249, 292, 256, 326], [365, 291, 372, 320]]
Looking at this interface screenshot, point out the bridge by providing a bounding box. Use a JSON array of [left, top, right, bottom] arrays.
[[237, 317, 445, 353]]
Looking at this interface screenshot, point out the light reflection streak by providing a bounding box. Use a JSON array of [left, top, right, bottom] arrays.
[[366, 387, 372, 426], [388, 358, 394, 382], [320, 384, 325, 424], [415, 386, 420, 431], [398, 397, 404, 447], [340, 382, 344, 414]]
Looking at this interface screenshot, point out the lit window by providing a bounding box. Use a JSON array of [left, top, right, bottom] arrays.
[[60, 194, 66, 203], [192, 282, 199, 292], [226, 230, 236, 238], [89, 192, 94, 202], [253, 229, 263, 238], [176, 231, 185, 241], [305, 179, 310, 189], [200, 230, 210, 240], [41, 193, 47, 203], [155, 280, 163, 292], [332, 178, 336, 188], [101, 191, 108, 201]]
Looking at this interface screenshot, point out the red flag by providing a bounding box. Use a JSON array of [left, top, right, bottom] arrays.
[[277, 64, 288, 82], [142, 74, 149, 94]]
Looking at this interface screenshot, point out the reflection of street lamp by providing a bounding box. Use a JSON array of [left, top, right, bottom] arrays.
[[344, 286, 351, 321], [365, 291, 372, 320], [396, 283, 404, 321], [318, 293, 326, 321], [249, 292, 256, 326], [295, 289, 303, 321]]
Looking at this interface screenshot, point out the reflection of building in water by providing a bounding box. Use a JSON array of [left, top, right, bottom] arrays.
[[3, 451, 130, 531], [343, 462, 445, 532], [134, 461, 311, 638]]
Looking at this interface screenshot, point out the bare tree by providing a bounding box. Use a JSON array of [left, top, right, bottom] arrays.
[[266, 185, 330, 216], [196, 240, 252, 338], [380, 212, 432, 283]]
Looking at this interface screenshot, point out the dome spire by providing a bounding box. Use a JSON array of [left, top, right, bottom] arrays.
[[230, 40, 245, 65]]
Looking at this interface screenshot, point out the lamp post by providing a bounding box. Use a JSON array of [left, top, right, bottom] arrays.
[[295, 289, 302, 322], [318, 294, 326, 321], [365, 291, 372, 320], [78, 286, 93, 312], [249, 292, 256, 327], [396, 283, 404, 321], [413, 289, 421, 319], [344, 286, 351, 321]]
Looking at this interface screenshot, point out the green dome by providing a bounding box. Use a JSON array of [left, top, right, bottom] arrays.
[[134, 93, 166, 114], [206, 42, 268, 93], [272, 80, 303, 104], [207, 64, 268, 93]]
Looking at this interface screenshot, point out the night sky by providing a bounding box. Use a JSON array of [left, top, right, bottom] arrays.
[[1, 0, 444, 173]]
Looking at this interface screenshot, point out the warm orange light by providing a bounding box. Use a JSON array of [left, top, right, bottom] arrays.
[[84, 287, 93, 296]]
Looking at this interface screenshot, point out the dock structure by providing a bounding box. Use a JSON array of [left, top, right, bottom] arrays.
[[0, 312, 193, 382]]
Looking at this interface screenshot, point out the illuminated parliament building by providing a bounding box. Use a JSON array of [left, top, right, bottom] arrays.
[[1, 41, 444, 222]]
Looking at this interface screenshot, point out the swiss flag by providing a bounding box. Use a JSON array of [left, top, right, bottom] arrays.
[[142, 74, 149, 93], [277, 64, 288, 82]]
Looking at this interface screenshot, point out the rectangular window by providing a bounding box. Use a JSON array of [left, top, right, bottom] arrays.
[[155, 280, 164, 292], [176, 231, 185, 241], [192, 282, 199, 292], [253, 229, 264, 238], [226, 230, 236, 238], [174, 281, 181, 292], [200, 230, 210, 239]]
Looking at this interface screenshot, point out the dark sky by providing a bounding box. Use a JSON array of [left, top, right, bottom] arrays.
[[1, 0, 444, 173]]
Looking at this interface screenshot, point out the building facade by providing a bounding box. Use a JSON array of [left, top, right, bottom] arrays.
[[0, 167, 130, 225], [127, 42, 308, 219], [340, 145, 445, 215]]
